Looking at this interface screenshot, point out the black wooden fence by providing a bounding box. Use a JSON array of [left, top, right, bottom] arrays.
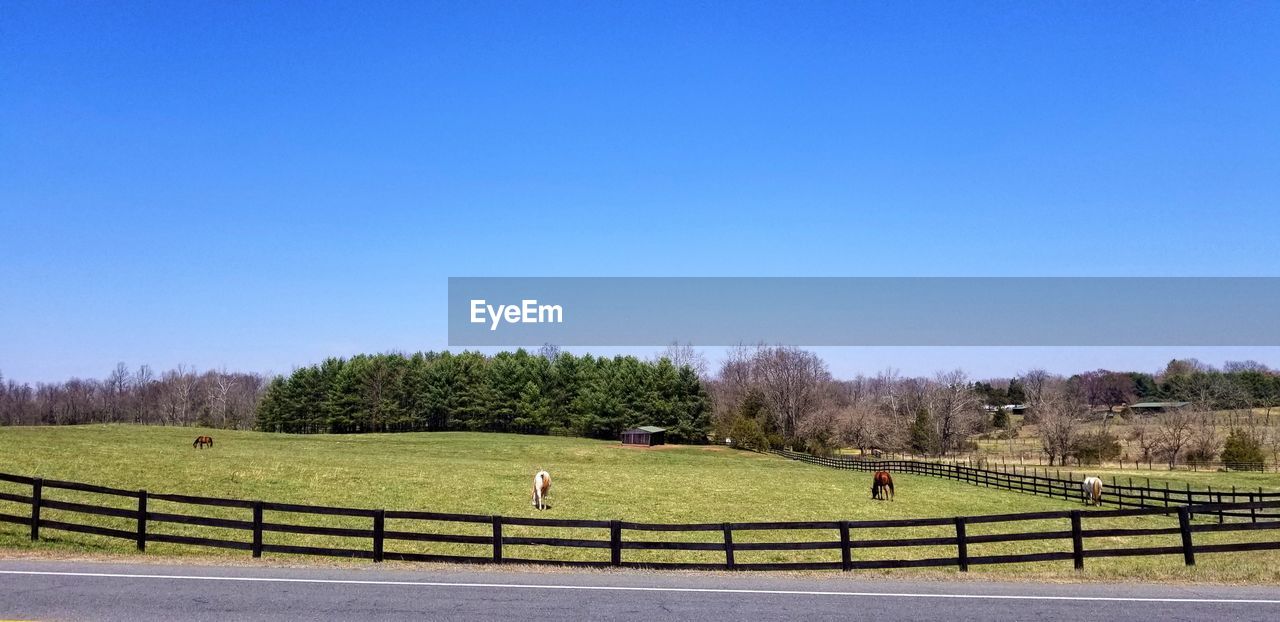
[[3, 471, 1280, 573], [773, 450, 1280, 521]]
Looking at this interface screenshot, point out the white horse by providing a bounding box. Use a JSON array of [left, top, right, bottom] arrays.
[[532, 470, 551, 510], [1082, 476, 1103, 506]]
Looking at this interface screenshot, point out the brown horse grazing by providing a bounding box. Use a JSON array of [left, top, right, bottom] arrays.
[[871, 471, 894, 501], [193, 435, 214, 449]]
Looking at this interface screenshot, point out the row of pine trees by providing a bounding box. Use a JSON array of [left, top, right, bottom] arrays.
[[255, 350, 710, 442]]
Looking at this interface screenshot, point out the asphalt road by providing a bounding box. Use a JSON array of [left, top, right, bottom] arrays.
[[3, 560, 1280, 621]]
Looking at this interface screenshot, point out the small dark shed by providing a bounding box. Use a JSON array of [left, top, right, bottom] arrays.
[[621, 426, 667, 446]]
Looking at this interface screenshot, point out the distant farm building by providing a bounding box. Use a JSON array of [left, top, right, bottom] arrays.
[[621, 426, 667, 446], [1129, 401, 1192, 413]]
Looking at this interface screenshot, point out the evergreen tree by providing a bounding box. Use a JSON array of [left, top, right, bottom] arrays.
[[1221, 428, 1265, 470], [909, 409, 937, 454], [992, 407, 1009, 430], [254, 350, 714, 441], [1006, 379, 1026, 404]]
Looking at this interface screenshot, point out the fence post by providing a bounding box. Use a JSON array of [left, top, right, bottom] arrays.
[[252, 501, 264, 558], [30, 478, 42, 541], [136, 490, 148, 552], [1250, 493, 1257, 524], [722, 523, 736, 569], [373, 510, 385, 563], [610, 520, 622, 566], [839, 521, 852, 572], [1070, 510, 1084, 570], [954, 517, 968, 572], [1177, 506, 1195, 567], [492, 516, 504, 563]]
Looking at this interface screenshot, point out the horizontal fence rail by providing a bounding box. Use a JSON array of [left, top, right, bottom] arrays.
[[2, 471, 1279, 573], [773, 450, 1280, 522]]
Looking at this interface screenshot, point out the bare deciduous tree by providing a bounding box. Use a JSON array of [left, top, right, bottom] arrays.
[[796, 402, 839, 454], [707, 344, 757, 437], [1186, 411, 1222, 464], [753, 346, 831, 441], [1266, 424, 1280, 463], [0, 364, 267, 429], [133, 365, 155, 424], [1129, 423, 1158, 465], [654, 342, 709, 379], [835, 401, 890, 455], [1020, 368, 1052, 420], [1038, 388, 1082, 465], [105, 362, 131, 422], [207, 371, 237, 429], [1155, 407, 1196, 468], [928, 369, 980, 455]]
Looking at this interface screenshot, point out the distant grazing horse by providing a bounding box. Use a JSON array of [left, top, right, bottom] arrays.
[[1082, 476, 1103, 506], [871, 470, 895, 501], [193, 435, 214, 449], [532, 470, 552, 510]]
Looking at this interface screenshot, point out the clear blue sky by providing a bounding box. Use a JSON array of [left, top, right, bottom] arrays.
[[2, 2, 1278, 382]]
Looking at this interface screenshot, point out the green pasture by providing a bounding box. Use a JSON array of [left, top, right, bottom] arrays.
[[1, 425, 1277, 582]]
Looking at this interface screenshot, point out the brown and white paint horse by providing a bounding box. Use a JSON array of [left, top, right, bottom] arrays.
[[1082, 476, 1103, 506], [532, 470, 552, 510], [193, 435, 214, 449], [871, 471, 894, 501]]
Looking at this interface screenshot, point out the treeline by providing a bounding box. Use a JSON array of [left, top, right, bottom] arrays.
[[6, 352, 1279, 464], [254, 349, 710, 442], [708, 348, 1280, 466], [0, 364, 267, 429], [707, 345, 996, 456], [1065, 359, 1280, 413]]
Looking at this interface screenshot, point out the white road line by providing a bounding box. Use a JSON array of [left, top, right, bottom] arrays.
[[2, 570, 1279, 604]]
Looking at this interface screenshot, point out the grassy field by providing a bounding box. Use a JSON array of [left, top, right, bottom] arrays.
[[2, 425, 1279, 582]]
